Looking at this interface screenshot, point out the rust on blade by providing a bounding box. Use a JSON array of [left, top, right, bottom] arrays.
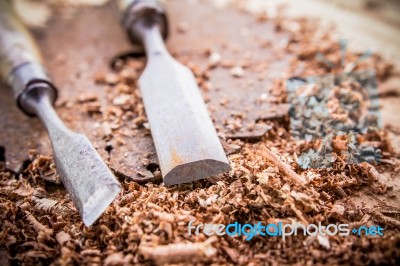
[[170, 148, 184, 167]]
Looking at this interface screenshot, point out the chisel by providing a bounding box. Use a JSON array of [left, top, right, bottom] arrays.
[[115, 0, 230, 185], [0, 1, 121, 226]]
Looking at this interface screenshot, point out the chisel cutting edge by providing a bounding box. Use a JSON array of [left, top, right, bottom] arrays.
[[0, 1, 121, 226], [115, 0, 231, 185]]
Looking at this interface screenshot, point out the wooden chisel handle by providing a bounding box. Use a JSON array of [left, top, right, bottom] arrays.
[[0, 0, 57, 115], [115, 0, 169, 46]]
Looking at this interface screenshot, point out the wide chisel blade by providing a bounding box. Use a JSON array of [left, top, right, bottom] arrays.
[[140, 36, 230, 185], [116, 0, 230, 185]]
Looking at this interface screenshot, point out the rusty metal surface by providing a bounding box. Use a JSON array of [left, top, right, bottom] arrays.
[[0, 0, 290, 181]]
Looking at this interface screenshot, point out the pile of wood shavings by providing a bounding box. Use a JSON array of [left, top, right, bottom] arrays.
[[1, 136, 399, 265], [1, 3, 400, 266]]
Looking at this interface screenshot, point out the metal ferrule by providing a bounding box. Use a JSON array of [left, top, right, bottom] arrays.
[[10, 63, 57, 116], [115, 0, 169, 46]]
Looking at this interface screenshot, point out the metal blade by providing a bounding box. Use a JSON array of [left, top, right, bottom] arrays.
[[139, 28, 230, 185], [29, 90, 121, 226]]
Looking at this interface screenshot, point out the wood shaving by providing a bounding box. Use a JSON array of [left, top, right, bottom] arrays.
[[139, 238, 217, 264], [260, 146, 307, 186], [230, 66, 245, 78]]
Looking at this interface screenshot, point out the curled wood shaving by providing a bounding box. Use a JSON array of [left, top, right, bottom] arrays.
[[139, 238, 217, 264], [12, 181, 33, 197], [359, 162, 382, 182], [32, 197, 71, 216], [25, 211, 52, 235], [330, 204, 345, 216], [260, 146, 307, 186], [55, 231, 71, 246], [33, 197, 57, 212]]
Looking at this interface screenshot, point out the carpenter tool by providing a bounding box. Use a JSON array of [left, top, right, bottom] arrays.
[[0, 1, 121, 226], [115, 0, 230, 185]]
